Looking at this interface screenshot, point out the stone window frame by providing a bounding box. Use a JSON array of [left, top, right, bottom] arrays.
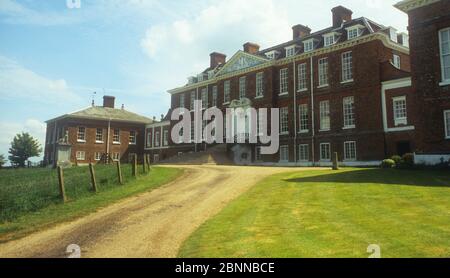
[[344, 141, 357, 161], [320, 143, 331, 161], [224, 80, 231, 104], [298, 144, 309, 162], [280, 107, 289, 135], [279, 68, 289, 95], [444, 110, 450, 139], [319, 100, 331, 131], [201, 88, 208, 110], [439, 27, 450, 86], [343, 96, 356, 129], [212, 86, 218, 107], [256, 72, 264, 98], [113, 128, 121, 144], [279, 145, 289, 162], [318, 57, 329, 87], [76, 151, 85, 161], [239, 76, 246, 99], [303, 39, 315, 53], [95, 128, 104, 143], [393, 96, 407, 126], [341, 51, 353, 83], [393, 54, 401, 69], [297, 63, 308, 92], [285, 45, 296, 57], [129, 130, 137, 145], [299, 104, 309, 133], [77, 126, 86, 142]]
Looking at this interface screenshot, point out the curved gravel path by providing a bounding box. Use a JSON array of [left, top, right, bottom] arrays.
[[0, 165, 313, 258]]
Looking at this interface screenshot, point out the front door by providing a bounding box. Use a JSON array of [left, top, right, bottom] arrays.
[[397, 141, 411, 156]]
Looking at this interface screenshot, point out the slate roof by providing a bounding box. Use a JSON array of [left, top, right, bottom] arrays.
[[47, 106, 154, 124], [183, 16, 395, 87]]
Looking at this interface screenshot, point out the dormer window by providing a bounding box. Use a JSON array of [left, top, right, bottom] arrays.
[[285, 46, 296, 57], [208, 70, 215, 80], [188, 76, 196, 85], [197, 73, 204, 82], [303, 39, 315, 52], [346, 24, 364, 40], [323, 32, 339, 47], [265, 50, 278, 60], [388, 27, 398, 42]]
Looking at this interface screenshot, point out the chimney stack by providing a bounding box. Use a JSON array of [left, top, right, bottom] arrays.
[[210, 52, 226, 69], [243, 42, 260, 54], [292, 24, 311, 40], [332, 6, 353, 27], [103, 96, 115, 109]]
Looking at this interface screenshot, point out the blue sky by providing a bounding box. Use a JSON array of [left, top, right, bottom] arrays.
[[0, 0, 408, 164]]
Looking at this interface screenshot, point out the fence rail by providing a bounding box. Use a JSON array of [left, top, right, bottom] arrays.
[[0, 157, 152, 223]]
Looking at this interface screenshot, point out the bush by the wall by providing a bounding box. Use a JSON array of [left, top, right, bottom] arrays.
[[381, 159, 396, 169], [401, 153, 415, 167], [391, 155, 402, 166]]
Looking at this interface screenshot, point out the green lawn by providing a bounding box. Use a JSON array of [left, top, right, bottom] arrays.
[[179, 168, 450, 258], [0, 164, 145, 222], [0, 166, 183, 242]]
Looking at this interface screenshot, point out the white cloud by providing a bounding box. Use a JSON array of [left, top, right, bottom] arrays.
[[0, 56, 82, 104], [141, 0, 291, 59], [139, 0, 408, 93]]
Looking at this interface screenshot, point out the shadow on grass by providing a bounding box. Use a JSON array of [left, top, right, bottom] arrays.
[[284, 168, 450, 188]]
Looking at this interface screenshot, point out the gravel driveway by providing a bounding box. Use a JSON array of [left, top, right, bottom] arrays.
[[0, 165, 309, 258]]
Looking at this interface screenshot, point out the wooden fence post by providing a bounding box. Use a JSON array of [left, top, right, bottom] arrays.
[[89, 163, 98, 193], [142, 154, 147, 174], [332, 152, 339, 170], [147, 154, 151, 172], [132, 154, 137, 177], [57, 166, 67, 203], [116, 161, 124, 185]]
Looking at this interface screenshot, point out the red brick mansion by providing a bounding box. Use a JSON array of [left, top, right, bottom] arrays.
[[45, 1, 450, 167], [148, 4, 420, 166]]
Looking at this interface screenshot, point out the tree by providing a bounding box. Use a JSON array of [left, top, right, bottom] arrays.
[[0, 154, 6, 169], [8, 132, 42, 167]]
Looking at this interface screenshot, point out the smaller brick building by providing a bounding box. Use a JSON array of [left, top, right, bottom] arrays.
[[44, 96, 153, 167]]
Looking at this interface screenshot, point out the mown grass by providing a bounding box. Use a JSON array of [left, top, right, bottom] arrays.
[[0, 165, 183, 242], [179, 168, 450, 258]]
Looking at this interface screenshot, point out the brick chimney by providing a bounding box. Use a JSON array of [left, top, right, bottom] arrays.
[[103, 96, 115, 108], [210, 52, 226, 69], [243, 42, 260, 54], [332, 6, 353, 27], [292, 24, 311, 40]]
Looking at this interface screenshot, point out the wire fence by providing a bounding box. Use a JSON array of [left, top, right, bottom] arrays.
[[0, 161, 149, 223]]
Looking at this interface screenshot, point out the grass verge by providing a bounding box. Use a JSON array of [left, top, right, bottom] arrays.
[[179, 168, 450, 258], [0, 166, 183, 243]]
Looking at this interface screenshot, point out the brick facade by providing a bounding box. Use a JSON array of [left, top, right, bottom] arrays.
[[44, 96, 152, 166], [163, 5, 417, 165], [399, 0, 450, 154]]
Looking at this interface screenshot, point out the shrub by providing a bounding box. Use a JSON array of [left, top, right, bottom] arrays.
[[381, 159, 396, 169], [391, 155, 402, 166], [401, 153, 415, 167]]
